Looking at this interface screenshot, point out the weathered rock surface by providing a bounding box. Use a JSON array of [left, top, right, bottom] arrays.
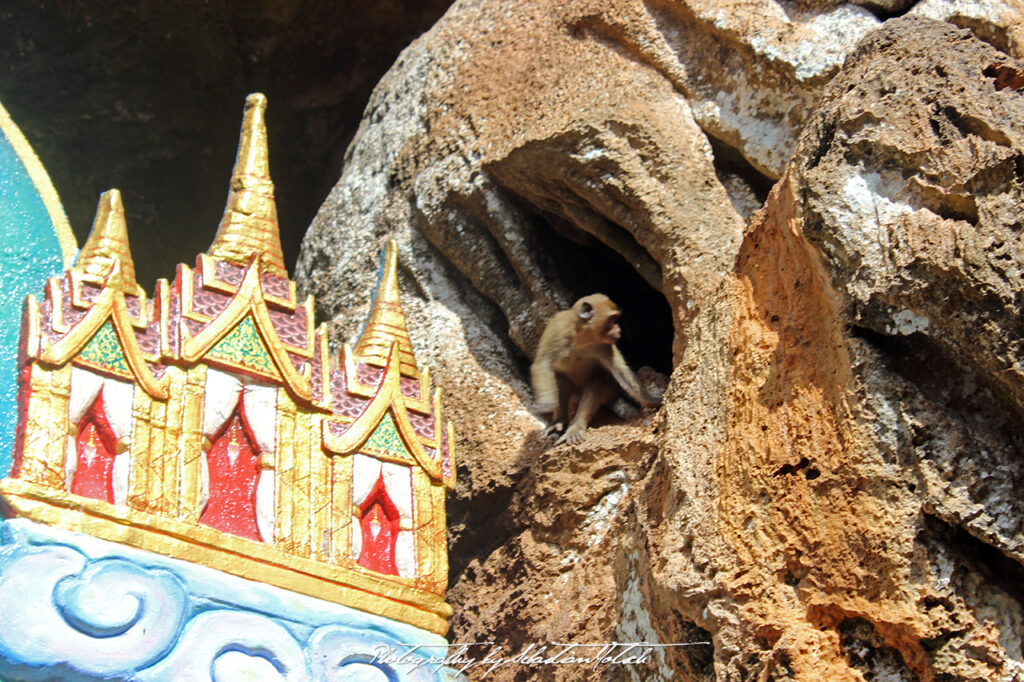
[[298, 0, 1024, 680]]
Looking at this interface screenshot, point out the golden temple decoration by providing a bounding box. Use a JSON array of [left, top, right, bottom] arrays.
[[179, 257, 313, 401], [35, 269, 167, 399], [353, 240, 419, 377], [74, 190, 140, 295], [323, 340, 453, 486], [207, 93, 286, 278], [30, 191, 165, 399], [2, 93, 458, 636]]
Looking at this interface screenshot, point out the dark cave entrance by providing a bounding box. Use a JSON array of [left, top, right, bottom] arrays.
[[532, 212, 675, 378]]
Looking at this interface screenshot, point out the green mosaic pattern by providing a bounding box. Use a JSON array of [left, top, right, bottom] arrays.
[[365, 413, 409, 457], [79, 320, 130, 374], [207, 316, 277, 376]]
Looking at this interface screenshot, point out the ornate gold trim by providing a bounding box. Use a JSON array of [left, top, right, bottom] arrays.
[[311, 323, 332, 411], [322, 342, 444, 481], [197, 253, 298, 311], [355, 445, 417, 468], [39, 267, 167, 400], [70, 271, 149, 329], [156, 278, 171, 358], [48, 277, 69, 334], [23, 294, 41, 360], [445, 420, 457, 490]]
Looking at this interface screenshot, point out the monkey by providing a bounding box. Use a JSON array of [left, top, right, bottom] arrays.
[[530, 293, 661, 445]]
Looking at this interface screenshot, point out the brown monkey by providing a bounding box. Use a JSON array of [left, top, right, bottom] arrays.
[[531, 293, 661, 444]]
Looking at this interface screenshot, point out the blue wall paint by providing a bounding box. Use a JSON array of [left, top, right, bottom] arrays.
[[0, 131, 67, 476]]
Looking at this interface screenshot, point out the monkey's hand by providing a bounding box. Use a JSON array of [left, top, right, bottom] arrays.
[[642, 393, 663, 409], [541, 422, 565, 439], [556, 424, 585, 445]]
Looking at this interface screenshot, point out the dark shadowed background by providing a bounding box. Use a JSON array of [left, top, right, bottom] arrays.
[[0, 0, 453, 285]]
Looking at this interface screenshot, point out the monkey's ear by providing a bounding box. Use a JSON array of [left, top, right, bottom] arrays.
[[578, 301, 594, 320]]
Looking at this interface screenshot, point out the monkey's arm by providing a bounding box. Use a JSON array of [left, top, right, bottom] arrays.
[[530, 357, 560, 414], [530, 312, 574, 414], [604, 346, 661, 407]]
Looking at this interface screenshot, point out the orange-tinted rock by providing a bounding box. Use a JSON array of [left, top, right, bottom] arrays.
[[297, 3, 1024, 680]]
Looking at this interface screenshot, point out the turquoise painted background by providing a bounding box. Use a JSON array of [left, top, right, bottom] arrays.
[[0, 129, 68, 477]]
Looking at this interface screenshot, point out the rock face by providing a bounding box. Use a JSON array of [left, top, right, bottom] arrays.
[[297, 1, 1024, 679]]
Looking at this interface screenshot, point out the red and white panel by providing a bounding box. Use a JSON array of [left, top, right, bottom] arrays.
[[67, 367, 134, 505], [350, 454, 415, 577], [201, 368, 278, 542]]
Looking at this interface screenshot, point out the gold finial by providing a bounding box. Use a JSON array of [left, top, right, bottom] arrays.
[[208, 93, 286, 277], [75, 189, 138, 291], [353, 240, 419, 376]]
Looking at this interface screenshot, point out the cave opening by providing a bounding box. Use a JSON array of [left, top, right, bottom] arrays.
[[921, 513, 1024, 609], [705, 132, 775, 219], [531, 211, 675, 378]]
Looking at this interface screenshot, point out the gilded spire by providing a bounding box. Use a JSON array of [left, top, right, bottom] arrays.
[[353, 240, 419, 376], [74, 189, 138, 291], [208, 93, 286, 277]]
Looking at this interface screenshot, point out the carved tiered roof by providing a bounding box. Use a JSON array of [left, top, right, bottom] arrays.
[[2, 94, 456, 636], [34, 189, 166, 398]]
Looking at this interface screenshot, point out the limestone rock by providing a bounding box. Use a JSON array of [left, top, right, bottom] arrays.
[[794, 18, 1024, 426], [910, 0, 1024, 58], [656, 16, 1024, 680], [297, 2, 1024, 681]]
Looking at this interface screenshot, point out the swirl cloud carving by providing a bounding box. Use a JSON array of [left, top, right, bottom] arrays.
[[308, 624, 441, 681], [0, 522, 457, 681], [135, 611, 308, 682], [0, 545, 188, 679]]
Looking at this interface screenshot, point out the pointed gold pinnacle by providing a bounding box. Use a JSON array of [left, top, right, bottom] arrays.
[[74, 189, 138, 291], [208, 93, 286, 277], [353, 240, 419, 376]]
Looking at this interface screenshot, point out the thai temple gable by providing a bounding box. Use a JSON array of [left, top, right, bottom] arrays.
[[26, 189, 168, 404], [174, 92, 316, 402], [331, 240, 457, 489], [174, 252, 316, 401], [1, 93, 459, 651]]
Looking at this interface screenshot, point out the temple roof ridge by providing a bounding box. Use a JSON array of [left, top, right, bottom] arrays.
[[207, 93, 286, 278]]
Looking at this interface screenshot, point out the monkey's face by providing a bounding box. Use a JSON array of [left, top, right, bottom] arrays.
[[575, 294, 622, 346], [603, 312, 622, 344]]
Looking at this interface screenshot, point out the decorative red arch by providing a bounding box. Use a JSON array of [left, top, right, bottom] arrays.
[[71, 393, 119, 503], [199, 400, 262, 541], [357, 472, 400, 575]]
